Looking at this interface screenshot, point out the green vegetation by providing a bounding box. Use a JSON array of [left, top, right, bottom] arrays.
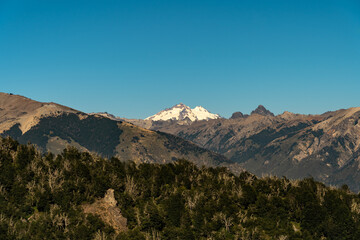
[[1, 136, 360, 239]]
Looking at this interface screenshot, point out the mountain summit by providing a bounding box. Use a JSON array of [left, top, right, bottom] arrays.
[[145, 103, 221, 121], [251, 105, 274, 116]]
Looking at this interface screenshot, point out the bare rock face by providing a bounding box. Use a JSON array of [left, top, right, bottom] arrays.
[[103, 189, 117, 206], [82, 189, 127, 233], [251, 105, 274, 116]]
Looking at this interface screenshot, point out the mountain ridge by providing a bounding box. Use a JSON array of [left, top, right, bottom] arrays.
[[0, 93, 233, 169], [4, 92, 360, 190], [129, 105, 360, 191]]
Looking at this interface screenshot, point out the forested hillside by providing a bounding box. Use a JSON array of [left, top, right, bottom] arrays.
[[1, 136, 360, 239]]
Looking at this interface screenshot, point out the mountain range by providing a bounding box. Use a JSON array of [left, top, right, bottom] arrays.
[[0, 93, 231, 168], [2, 93, 360, 191], [125, 104, 360, 192]]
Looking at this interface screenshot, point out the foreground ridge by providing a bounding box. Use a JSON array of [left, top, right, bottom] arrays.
[[1, 136, 360, 239]]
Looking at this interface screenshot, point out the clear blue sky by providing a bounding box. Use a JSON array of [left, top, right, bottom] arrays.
[[1, 0, 360, 118]]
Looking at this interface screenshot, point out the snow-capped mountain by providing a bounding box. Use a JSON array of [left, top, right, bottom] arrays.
[[145, 103, 221, 121]]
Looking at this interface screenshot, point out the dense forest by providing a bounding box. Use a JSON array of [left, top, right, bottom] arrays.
[[0, 136, 360, 239]]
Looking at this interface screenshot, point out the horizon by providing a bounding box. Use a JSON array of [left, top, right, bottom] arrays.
[[2, 91, 355, 119], [1, 1, 360, 118]]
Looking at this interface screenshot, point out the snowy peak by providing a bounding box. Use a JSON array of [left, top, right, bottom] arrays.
[[192, 106, 218, 120], [145, 103, 221, 122]]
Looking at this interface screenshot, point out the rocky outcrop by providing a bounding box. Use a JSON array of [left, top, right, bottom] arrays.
[[82, 189, 127, 233]]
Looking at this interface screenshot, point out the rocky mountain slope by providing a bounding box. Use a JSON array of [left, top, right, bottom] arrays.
[[0, 93, 231, 167], [131, 105, 360, 191]]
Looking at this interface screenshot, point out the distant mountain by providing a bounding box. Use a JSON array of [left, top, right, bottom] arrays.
[[145, 103, 221, 122], [11, 92, 360, 191], [0, 93, 232, 168], [230, 111, 246, 119], [131, 105, 360, 192], [251, 105, 274, 116]]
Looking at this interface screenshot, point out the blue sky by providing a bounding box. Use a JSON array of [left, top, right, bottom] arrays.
[[1, 0, 360, 118]]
